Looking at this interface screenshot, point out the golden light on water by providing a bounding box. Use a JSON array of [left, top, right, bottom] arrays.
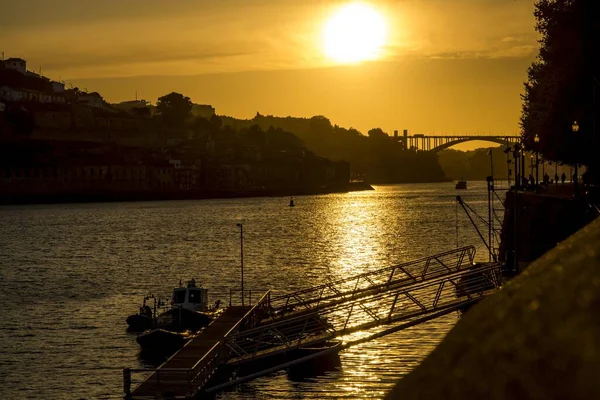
[[323, 2, 388, 64]]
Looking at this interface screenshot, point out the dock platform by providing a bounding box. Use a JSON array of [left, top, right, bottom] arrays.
[[124, 247, 504, 398], [127, 304, 256, 399]]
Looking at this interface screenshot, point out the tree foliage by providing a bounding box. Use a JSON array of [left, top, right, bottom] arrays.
[[521, 0, 600, 170], [156, 92, 192, 125]]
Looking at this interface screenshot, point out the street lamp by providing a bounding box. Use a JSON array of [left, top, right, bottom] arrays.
[[530, 154, 534, 182], [236, 223, 244, 307], [513, 142, 522, 189], [534, 134, 540, 187], [572, 120, 579, 196], [504, 146, 512, 186]]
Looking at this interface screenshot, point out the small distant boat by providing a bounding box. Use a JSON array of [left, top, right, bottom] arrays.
[[289, 197, 295, 207], [455, 180, 467, 189]]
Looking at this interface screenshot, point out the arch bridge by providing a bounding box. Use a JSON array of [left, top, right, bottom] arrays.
[[397, 134, 521, 152]]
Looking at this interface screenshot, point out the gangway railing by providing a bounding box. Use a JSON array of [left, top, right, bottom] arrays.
[[265, 246, 476, 319], [225, 261, 502, 366]]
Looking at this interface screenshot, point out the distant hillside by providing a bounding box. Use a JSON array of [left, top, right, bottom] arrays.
[[219, 113, 448, 184]]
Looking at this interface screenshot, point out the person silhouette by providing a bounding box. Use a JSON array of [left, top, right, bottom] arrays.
[[529, 173, 535, 187], [561, 172, 566, 184]]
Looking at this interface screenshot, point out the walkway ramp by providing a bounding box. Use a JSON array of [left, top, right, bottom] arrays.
[[224, 247, 501, 366]]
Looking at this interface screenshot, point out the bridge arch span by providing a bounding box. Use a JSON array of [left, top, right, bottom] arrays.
[[402, 135, 521, 152], [431, 137, 519, 152]]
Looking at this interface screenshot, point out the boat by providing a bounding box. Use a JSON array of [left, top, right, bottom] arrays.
[[289, 197, 295, 207], [136, 328, 197, 355], [455, 180, 467, 189], [126, 279, 219, 333], [125, 295, 155, 333]]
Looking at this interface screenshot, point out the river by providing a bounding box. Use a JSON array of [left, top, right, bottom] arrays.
[[0, 182, 497, 399]]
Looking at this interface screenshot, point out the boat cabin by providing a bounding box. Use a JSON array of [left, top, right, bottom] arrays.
[[171, 279, 209, 312], [455, 180, 467, 189]]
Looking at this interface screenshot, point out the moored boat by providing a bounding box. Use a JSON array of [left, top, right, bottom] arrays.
[[455, 180, 467, 189], [125, 295, 157, 333], [136, 328, 197, 355], [126, 279, 220, 333]]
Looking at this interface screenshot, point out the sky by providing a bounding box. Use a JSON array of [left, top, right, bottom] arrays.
[[1, 0, 538, 143]]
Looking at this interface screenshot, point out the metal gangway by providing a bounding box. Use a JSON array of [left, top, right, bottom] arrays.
[[220, 246, 501, 369], [124, 246, 502, 398]]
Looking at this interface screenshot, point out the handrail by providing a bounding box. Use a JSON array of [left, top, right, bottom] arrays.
[[223, 290, 271, 340], [267, 249, 478, 315], [187, 290, 271, 394], [236, 263, 502, 337], [269, 246, 475, 303]]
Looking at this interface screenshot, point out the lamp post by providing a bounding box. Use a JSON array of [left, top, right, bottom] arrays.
[[513, 143, 521, 189], [504, 146, 512, 186], [572, 120, 579, 196], [513, 143, 522, 189], [236, 223, 244, 307], [511, 142, 521, 274], [534, 134, 540, 187], [529, 155, 534, 180]]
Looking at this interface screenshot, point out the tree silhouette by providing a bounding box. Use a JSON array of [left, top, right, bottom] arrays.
[[521, 0, 600, 174], [156, 92, 192, 126], [367, 127, 389, 140]]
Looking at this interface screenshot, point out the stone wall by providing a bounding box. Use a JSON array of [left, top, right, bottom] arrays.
[[498, 190, 596, 271]]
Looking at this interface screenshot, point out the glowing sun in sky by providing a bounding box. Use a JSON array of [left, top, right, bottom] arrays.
[[323, 2, 388, 64]]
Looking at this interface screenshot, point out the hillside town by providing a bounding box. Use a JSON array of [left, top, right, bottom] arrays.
[[0, 56, 351, 203]]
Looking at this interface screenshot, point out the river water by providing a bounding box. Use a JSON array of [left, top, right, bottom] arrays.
[[0, 182, 496, 399]]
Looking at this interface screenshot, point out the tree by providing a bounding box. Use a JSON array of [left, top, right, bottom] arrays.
[[521, 0, 600, 175], [131, 106, 151, 118], [367, 128, 389, 140], [156, 92, 192, 126]]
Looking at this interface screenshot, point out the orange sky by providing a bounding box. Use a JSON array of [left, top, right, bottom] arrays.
[[1, 0, 538, 145]]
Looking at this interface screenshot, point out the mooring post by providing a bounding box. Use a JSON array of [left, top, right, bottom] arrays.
[[123, 368, 132, 399]]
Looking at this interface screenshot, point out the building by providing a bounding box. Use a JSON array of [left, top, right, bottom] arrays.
[[77, 92, 108, 109], [51, 81, 65, 93], [0, 86, 66, 103], [26, 103, 72, 129], [4, 58, 26, 74]]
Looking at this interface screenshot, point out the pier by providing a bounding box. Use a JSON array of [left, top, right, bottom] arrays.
[[123, 246, 503, 399], [125, 293, 271, 399]]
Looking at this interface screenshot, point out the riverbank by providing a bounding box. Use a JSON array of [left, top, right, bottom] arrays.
[[0, 181, 375, 206]]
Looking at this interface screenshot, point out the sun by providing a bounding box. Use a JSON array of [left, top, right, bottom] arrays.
[[323, 2, 388, 64]]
